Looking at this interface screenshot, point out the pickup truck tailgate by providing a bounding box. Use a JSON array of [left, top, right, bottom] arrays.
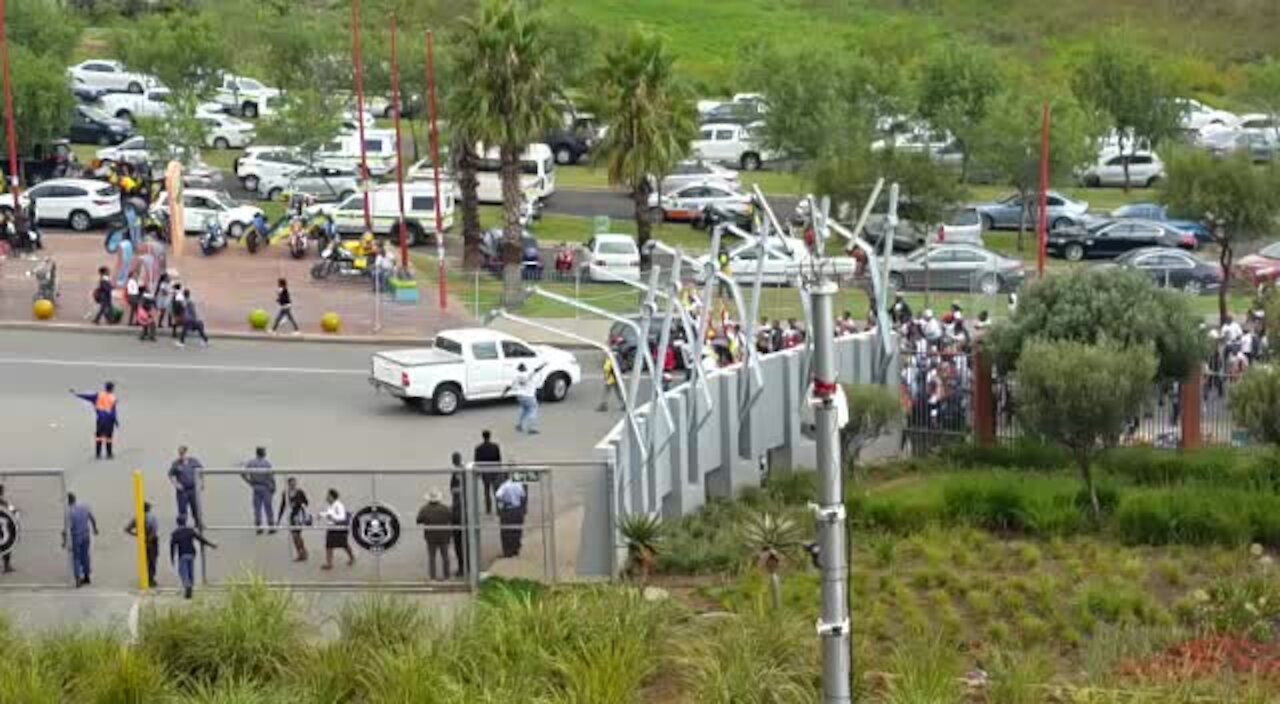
[[370, 348, 459, 395]]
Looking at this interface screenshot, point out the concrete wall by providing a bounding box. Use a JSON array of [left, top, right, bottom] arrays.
[[579, 331, 896, 578]]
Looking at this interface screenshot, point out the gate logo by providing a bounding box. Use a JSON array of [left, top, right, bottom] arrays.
[[350, 504, 401, 554], [0, 508, 18, 557]]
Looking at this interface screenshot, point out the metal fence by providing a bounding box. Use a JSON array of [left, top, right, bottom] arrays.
[[0, 468, 73, 589]]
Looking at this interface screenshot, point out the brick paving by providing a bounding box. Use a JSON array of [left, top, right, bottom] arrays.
[[0, 233, 472, 338]]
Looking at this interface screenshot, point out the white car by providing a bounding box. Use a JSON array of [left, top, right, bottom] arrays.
[[691, 122, 772, 171], [200, 115, 256, 150], [150, 189, 262, 238], [235, 147, 306, 192], [1078, 150, 1165, 188], [341, 109, 376, 132], [648, 180, 752, 222], [66, 60, 154, 94], [13, 178, 122, 232], [315, 129, 397, 178], [694, 236, 855, 286], [307, 181, 454, 245], [871, 129, 954, 154], [96, 135, 152, 165], [369, 329, 582, 415], [215, 75, 281, 119], [653, 160, 740, 193], [257, 166, 358, 204], [584, 234, 641, 283], [98, 88, 171, 124], [1177, 98, 1236, 132]]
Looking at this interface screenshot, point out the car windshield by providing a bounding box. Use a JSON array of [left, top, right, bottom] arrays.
[[1260, 242, 1280, 260], [239, 78, 264, 91], [947, 209, 980, 227], [597, 241, 635, 255], [1086, 221, 1114, 235], [81, 105, 114, 122], [208, 192, 237, 209], [434, 336, 462, 355]]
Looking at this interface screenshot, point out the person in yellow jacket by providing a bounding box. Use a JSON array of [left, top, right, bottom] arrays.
[[597, 355, 622, 412]]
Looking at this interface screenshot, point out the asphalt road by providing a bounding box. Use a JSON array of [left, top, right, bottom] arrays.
[[0, 330, 619, 590]]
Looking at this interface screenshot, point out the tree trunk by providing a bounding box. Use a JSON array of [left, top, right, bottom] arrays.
[[499, 143, 524, 307], [1079, 454, 1100, 522], [1218, 236, 1233, 325], [768, 570, 782, 612], [1016, 188, 1028, 252], [457, 145, 482, 270], [1122, 142, 1131, 193], [634, 178, 653, 267]]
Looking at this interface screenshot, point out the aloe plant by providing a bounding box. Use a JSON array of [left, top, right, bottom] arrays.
[[739, 511, 803, 611], [619, 512, 664, 582]]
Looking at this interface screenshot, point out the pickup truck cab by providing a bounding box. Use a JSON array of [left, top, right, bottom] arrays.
[[98, 87, 171, 125], [369, 328, 581, 415]]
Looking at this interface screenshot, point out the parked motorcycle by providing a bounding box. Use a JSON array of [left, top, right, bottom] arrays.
[[200, 218, 227, 256], [310, 237, 372, 281]]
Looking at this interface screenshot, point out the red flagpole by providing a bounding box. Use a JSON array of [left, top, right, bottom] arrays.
[[426, 31, 447, 309], [351, 0, 372, 232], [390, 16, 408, 270], [0, 0, 21, 213], [1037, 101, 1051, 279]]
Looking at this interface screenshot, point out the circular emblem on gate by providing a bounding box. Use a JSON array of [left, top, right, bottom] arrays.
[[0, 508, 19, 557], [350, 503, 401, 554]]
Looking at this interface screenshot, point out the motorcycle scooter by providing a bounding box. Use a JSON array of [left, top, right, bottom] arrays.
[[200, 218, 227, 256], [310, 234, 373, 281]]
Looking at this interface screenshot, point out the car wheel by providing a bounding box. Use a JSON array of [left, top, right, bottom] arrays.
[[888, 272, 905, 290], [1064, 243, 1085, 262], [1084, 175, 1101, 188], [268, 188, 283, 202], [433, 384, 461, 416], [242, 102, 258, 119], [116, 110, 133, 124], [978, 274, 1000, 296], [243, 175, 259, 192], [127, 81, 142, 94], [1184, 279, 1203, 295], [227, 222, 245, 238], [554, 145, 575, 165], [404, 222, 426, 247], [310, 261, 330, 280], [1146, 176, 1161, 188], [383, 105, 397, 119], [542, 372, 571, 402], [1052, 217, 1072, 231], [68, 210, 92, 232], [740, 152, 761, 171], [338, 190, 354, 202], [648, 206, 665, 224], [96, 134, 111, 146], [980, 213, 994, 231], [213, 137, 230, 150]]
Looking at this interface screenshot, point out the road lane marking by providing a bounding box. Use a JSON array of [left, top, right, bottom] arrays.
[[0, 357, 606, 380]]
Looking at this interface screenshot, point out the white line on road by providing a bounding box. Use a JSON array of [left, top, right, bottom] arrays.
[[0, 357, 367, 375]]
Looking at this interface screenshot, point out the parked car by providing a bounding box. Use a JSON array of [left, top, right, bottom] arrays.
[[235, 147, 306, 192], [972, 191, 1089, 231], [98, 87, 171, 125], [9, 178, 121, 231], [369, 329, 581, 415], [200, 115, 256, 150], [1177, 98, 1236, 132], [149, 189, 262, 238], [95, 135, 151, 165], [68, 105, 133, 146], [479, 227, 542, 275], [1109, 247, 1222, 295], [315, 129, 397, 177], [306, 182, 454, 245], [340, 109, 376, 132], [870, 129, 959, 164], [1204, 130, 1276, 163], [862, 204, 984, 252], [1110, 203, 1211, 244], [69, 77, 108, 104], [699, 98, 767, 125], [1047, 219, 1195, 261], [258, 166, 358, 204], [584, 234, 641, 283], [694, 236, 855, 286], [1078, 151, 1165, 188], [648, 180, 751, 223], [691, 122, 772, 171], [214, 75, 281, 119], [1233, 242, 1280, 289], [886, 244, 1025, 295], [652, 160, 740, 193], [66, 60, 154, 94]]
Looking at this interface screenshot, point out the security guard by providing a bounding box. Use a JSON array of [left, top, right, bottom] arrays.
[[597, 356, 622, 412], [71, 382, 119, 460]]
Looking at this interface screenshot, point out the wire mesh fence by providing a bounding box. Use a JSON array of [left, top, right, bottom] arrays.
[[0, 469, 73, 588]]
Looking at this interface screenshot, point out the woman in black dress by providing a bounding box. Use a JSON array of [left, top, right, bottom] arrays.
[[276, 477, 310, 562], [320, 488, 354, 570]]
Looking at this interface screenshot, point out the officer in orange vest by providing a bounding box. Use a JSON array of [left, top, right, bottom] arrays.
[[71, 382, 119, 460]]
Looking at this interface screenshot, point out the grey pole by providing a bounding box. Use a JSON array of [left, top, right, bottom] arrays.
[[810, 278, 852, 703]]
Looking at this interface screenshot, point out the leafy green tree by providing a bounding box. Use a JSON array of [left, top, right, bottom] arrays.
[[255, 90, 345, 168], [915, 41, 1001, 182], [968, 88, 1102, 248], [451, 0, 559, 297], [987, 266, 1208, 383], [1230, 364, 1280, 447], [1015, 339, 1157, 519], [591, 30, 697, 256], [1161, 150, 1280, 323], [110, 12, 231, 93], [1243, 58, 1280, 146], [1071, 40, 1183, 191], [839, 384, 901, 474], [813, 148, 965, 235], [7, 0, 82, 62], [6, 46, 75, 157], [134, 92, 208, 168], [258, 18, 322, 95]]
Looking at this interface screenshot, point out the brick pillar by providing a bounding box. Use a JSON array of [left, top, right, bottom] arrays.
[[973, 349, 995, 447], [1180, 368, 1202, 451]]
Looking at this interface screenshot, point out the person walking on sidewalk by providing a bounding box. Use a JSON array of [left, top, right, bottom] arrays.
[[154, 273, 172, 329], [91, 266, 115, 325], [320, 489, 354, 570], [495, 475, 527, 558], [137, 285, 157, 341], [271, 278, 299, 334], [0, 484, 17, 574], [168, 445, 203, 527], [474, 430, 503, 516], [176, 289, 208, 347], [416, 490, 453, 581], [506, 363, 543, 434], [169, 283, 185, 338], [449, 452, 468, 577], [170, 514, 216, 599], [124, 501, 160, 587], [277, 477, 311, 562], [241, 447, 277, 534], [62, 493, 98, 587], [70, 382, 119, 460], [125, 272, 140, 326]]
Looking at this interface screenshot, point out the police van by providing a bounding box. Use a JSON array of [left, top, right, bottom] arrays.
[[309, 182, 454, 246]]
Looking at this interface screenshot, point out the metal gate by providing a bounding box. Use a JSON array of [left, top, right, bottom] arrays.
[[0, 468, 74, 588]]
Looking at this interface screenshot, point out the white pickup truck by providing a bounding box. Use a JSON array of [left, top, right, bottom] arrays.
[[369, 328, 582, 415]]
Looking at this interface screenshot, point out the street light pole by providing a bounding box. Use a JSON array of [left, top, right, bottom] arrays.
[[426, 30, 447, 310], [389, 15, 409, 271], [350, 0, 373, 233], [0, 0, 22, 212]]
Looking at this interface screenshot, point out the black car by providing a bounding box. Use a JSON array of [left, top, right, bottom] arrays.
[[479, 228, 543, 278], [68, 105, 133, 146], [1109, 247, 1223, 295], [1047, 219, 1196, 261]]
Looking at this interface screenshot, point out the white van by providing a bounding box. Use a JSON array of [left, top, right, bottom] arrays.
[[474, 143, 556, 204], [315, 129, 398, 178], [310, 182, 454, 246]]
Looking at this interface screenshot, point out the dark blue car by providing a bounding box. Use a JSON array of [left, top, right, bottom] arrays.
[[1111, 203, 1211, 244]]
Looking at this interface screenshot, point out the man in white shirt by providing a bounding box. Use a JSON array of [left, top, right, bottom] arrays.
[[922, 310, 942, 345], [507, 363, 543, 435], [1221, 315, 1244, 347], [495, 476, 527, 558]]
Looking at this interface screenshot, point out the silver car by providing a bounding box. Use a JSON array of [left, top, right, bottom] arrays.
[[887, 244, 1025, 295], [972, 191, 1089, 231], [257, 166, 358, 204]]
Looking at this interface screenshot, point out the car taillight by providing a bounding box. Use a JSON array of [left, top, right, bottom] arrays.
[[1182, 235, 1195, 247], [595, 259, 607, 266], [401, 372, 410, 387]]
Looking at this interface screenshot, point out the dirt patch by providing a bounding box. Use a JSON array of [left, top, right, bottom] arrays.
[[1119, 635, 1280, 681]]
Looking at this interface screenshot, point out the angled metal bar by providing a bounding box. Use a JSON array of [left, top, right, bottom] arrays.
[[626, 266, 663, 413]]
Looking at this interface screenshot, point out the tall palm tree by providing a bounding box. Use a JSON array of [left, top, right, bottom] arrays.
[[592, 30, 697, 258], [452, 0, 557, 299]]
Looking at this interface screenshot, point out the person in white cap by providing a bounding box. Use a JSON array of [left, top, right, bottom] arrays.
[[922, 309, 942, 345], [415, 489, 453, 581]]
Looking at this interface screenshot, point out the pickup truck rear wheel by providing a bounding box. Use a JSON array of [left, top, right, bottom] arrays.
[[542, 372, 571, 402], [433, 384, 462, 415]]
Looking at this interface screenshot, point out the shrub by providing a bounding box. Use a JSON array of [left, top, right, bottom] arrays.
[[74, 649, 173, 704], [675, 608, 816, 704], [1098, 446, 1275, 490], [941, 441, 1069, 471], [1114, 491, 1253, 546], [337, 594, 427, 652], [764, 471, 817, 505], [478, 576, 548, 605]]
